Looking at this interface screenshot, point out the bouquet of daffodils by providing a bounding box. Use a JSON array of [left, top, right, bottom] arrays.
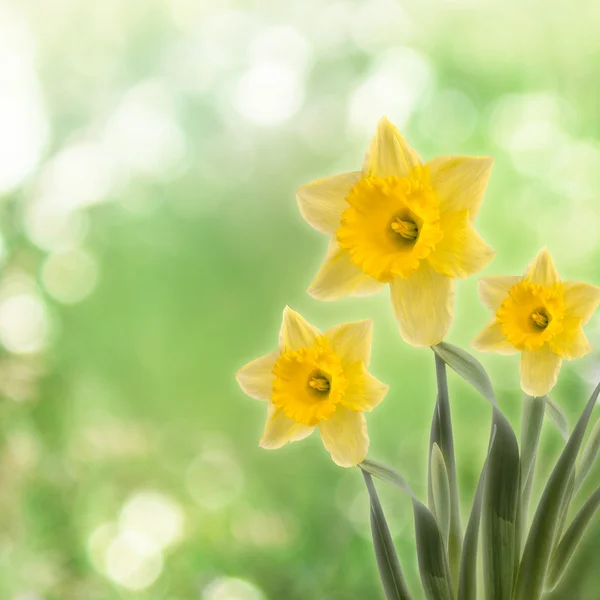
[[236, 117, 600, 600]]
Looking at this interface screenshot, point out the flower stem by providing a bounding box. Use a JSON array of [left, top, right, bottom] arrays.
[[429, 351, 462, 591]]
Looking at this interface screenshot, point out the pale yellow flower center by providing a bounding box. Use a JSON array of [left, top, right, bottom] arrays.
[[272, 337, 347, 426], [336, 175, 443, 282], [497, 281, 565, 351]]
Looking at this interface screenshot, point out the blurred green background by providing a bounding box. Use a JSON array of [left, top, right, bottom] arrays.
[[2, 0, 600, 598]]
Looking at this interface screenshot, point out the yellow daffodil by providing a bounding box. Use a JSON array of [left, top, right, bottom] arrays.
[[296, 116, 495, 347], [236, 307, 388, 467], [473, 248, 600, 397]]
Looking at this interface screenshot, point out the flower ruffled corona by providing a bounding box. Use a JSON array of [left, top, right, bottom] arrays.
[[472, 248, 600, 397], [296, 117, 496, 347], [236, 307, 389, 467]]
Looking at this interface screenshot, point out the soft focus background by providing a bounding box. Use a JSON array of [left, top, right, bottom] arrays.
[[2, 0, 600, 598]]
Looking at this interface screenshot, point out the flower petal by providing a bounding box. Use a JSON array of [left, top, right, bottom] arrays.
[[520, 345, 562, 397], [296, 171, 361, 235], [550, 317, 592, 360], [427, 155, 494, 219], [523, 247, 560, 285], [478, 276, 521, 311], [427, 210, 496, 279], [307, 242, 385, 301], [363, 116, 422, 179], [342, 363, 389, 412], [325, 319, 373, 366], [390, 261, 454, 347], [319, 407, 369, 467], [472, 320, 518, 355], [260, 405, 314, 449], [279, 307, 321, 352], [563, 281, 600, 324], [236, 351, 279, 400]]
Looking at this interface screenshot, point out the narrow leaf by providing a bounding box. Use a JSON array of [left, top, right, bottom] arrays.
[[520, 396, 546, 539], [431, 352, 462, 589], [546, 485, 600, 590], [362, 470, 413, 600], [432, 342, 497, 407], [515, 382, 600, 600], [361, 461, 453, 600], [362, 460, 415, 498], [413, 499, 454, 600], [431, 443, 451, 548], [483, 408, 521, 600], [545, 396, 570, 441], [574, 418, 600, 494], [458, 427, 495, 600]]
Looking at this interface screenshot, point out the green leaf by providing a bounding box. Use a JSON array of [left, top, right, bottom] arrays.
[[520, 396, 546, 538], [431, 443, 451, 548], [574, 418, 600, 494], [362, 470, 413, 600], [457, 427, 495, 600], [413, 500, 454, 600], [361, 461, 453, 600], [432, 341, 497, 407], [515, 382, 600, 600], [362, 460, 415, 497], [546, 484, 600, 590], [482, 408, 521, 600], [429, 352, 462, 589], [545, 396, 570, 441]]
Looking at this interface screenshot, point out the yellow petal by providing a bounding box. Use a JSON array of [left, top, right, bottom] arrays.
[[342, 363, 389, 412], [472, 320, 518, 355], [563, 281, 600, 324], [390, 261, 454, 347], [478, 276, 521, 311], [520, 345, 562, 397], [279, 307, 321, 352], [325, 319, 373, 366], [296, 171, 361, 235], [363, 116, 422, 179], [236, 351, 279, 400], [427, 155, 494, 219], [523, 247, 560, 285], [550, 317, 592, 360], [307, 241, 385, 301], [427, 210, 495, 279], [260, 405, 314, 449], [319, 407, 369, 467]]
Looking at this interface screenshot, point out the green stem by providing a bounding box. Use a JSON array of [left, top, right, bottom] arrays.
[[430, 351, 462, 592]]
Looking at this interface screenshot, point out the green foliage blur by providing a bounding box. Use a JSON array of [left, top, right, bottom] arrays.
[[1, 0, 600, 598]]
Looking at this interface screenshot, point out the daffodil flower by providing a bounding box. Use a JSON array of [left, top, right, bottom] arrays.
[[236, 307, 388, 467], [296, 116, 495, 347], [473, 248, 600, 397]]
